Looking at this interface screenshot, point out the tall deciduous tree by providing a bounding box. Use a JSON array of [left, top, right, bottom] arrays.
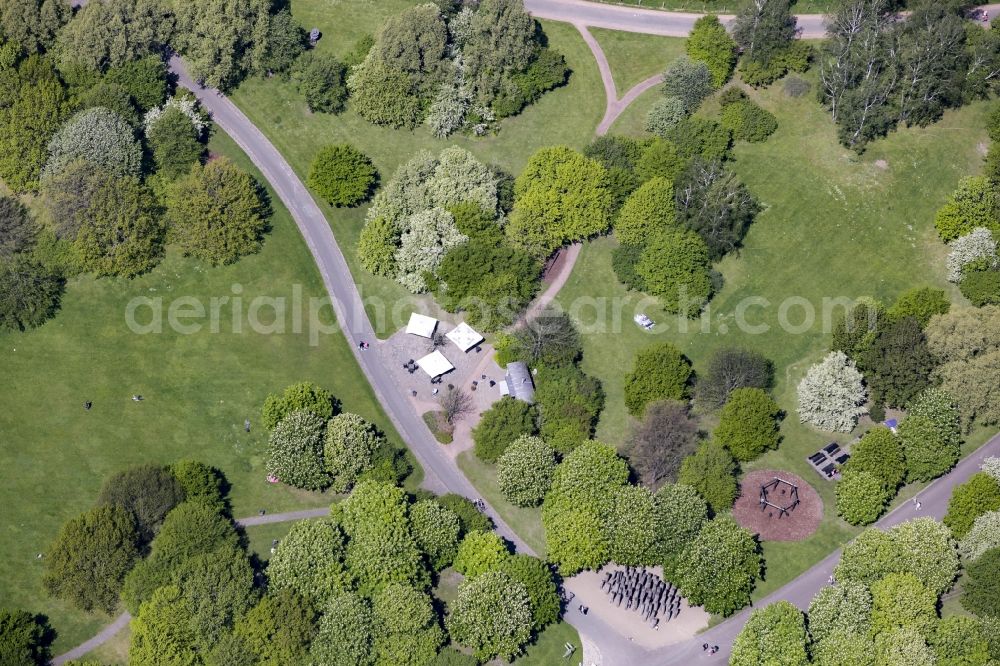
[[685, 15, 736, 88], [697, 347, 773, 408], [266, 518, 351, 606], [54, 0, 170, 72], [627, 400, 700, 490], [713, 388, 781, 462], [497, 435, 557, 507], [635, 228, 713, 316], [307, 592, 373, 666], [167, 0, 268, 89], [261, 381, 337, 430], [0, 196, 37, 258], [730, 601, 808, 666], [661, 55, 713, 112], [732, 0, 796, 65], [843, 426, 905, 490], [0, 609, 50, 666], [677, 515, 761, 616], [944, 472, 1000, 539], [166, 157, 269, 266], [128, 585, 201, 666], [324, 412, 384, 493], [797, 351, 867, 432], [678, 440, 738, 514], [72, 173, 163, 278], [96, 463, 185, 544], [506, 146, 612, 257], [0, 0, 69, 54], [653, 483, 708, 578], [234, 590, 317, 666], [265, 410, 331, 491], [409, 499, 461, 570], [372, 583, 444, 666], [43, 506, 139, 613], [446, 571, 532, 662], [0, 55, 68, 192], [43, 107, 142, 179], [0, 255, 63, 332], [623, 342, 692, 416], [675, 158, 759, 261]]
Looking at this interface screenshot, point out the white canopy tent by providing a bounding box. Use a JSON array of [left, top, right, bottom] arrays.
[[446, 322, 484, 352], [406, 312, 438, 338], [416, 350, 454, 378]]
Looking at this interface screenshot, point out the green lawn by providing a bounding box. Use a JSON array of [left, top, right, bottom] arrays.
[[515, 620, 581, 665], [609, 85, 661, 136], [0, 131, 417, 653], [457, 451, 547, 556], [229, 0, 605, 335], [589, 28, 685, 94], [554, 73, 991, 597]]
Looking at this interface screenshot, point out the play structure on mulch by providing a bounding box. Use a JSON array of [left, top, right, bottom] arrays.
[[732, 470, 823, 541]]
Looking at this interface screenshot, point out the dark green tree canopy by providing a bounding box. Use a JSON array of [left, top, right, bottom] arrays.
[[307, 144, 378, 208], [623, 342, 692, 416], [471, 396, 537, 463]]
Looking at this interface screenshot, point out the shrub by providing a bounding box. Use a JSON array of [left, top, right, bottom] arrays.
[[472, 396, 536, 463], [887, 287, 949, 325], [437, 493, 493, 536], [43, 505, 139, 613], [611, 242, 645, 291], [663, 117, 732, 161], [265, 410, 331, 491], [645, 96, 687, 137], [261, 382, 338, 430], [713, 388, 781, 461], [719, 100, 778, 142], [307, 144, 377, 207], [0, 195, 37, 258], [623, 342, 692, 416], [961, 270, 1000, 306], [836, 469, 891, 526], [944, 472, 1000, 539], [496, 435, 557, 507]]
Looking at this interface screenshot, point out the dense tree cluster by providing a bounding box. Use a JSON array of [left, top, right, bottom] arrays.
[[733, 517, 999, 664], [359, 147, 534, 319], [347, 0, 565, 134], [819, 0, 972, 151]]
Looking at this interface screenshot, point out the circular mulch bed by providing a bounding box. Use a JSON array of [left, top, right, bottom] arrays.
[[732, 470, 823, 542]]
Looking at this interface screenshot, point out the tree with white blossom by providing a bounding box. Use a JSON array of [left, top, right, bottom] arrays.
[[946, 227, 997, 282], [797, 351, 867, 432], [960, 510, 1000, 561], [982, 456, 1000, 483], [394, 207, 467, 293]]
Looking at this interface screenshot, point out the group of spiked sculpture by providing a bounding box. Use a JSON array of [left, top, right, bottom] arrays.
[[599, 566, 681, 629]]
